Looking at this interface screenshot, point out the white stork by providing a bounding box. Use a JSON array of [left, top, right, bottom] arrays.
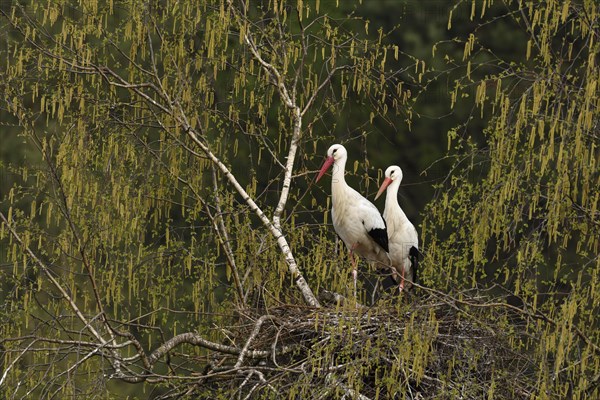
[[316, 144, 390, 297], [375, 165, 419, 292]]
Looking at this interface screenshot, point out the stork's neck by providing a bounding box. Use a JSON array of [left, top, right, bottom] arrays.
[[386, 180, 409, 221], [331, 157, 348, 193]]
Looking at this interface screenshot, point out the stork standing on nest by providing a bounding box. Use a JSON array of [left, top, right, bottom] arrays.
[[316, 144, 390, 298], [375, 165, 419, 292]]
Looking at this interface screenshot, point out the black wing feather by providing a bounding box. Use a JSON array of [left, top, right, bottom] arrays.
[[409, 246, 420, 284], [367, 227, 389, 253]]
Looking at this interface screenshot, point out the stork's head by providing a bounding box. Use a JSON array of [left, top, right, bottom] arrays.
[[316, 144, 347, 182], [375, 165, 403, 200]]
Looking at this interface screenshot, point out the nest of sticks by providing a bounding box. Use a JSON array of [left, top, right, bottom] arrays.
[[176, 286, 552, 400]]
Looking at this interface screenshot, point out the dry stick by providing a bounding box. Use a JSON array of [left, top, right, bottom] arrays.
[[234, 315, 275, 369], [240, 369, 278, 400]]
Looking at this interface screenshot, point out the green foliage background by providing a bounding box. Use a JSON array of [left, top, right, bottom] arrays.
[[0, 0, 598, 398]]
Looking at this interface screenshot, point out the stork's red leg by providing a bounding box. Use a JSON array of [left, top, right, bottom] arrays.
[[349, 243, 359, 299], [399, 267, 405, 293]]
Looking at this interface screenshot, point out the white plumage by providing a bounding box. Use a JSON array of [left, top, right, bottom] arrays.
[[375, 165, 419, 292], [317, 144, 390, 296]]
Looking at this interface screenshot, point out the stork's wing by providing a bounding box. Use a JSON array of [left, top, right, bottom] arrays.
[[359, 199, 389, 253], [367, 226, 389, 253]]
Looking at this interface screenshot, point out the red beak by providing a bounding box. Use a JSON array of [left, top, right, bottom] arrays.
[[316, 156, 335, 182], [375, 177, 392, 200]]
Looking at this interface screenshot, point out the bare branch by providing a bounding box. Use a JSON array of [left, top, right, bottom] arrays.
[[211, 164, 245, 305], [0, 340, 38, 388], [301, 65, 350, 116], [0, 212, 111, 359], [148, 329, 294, 366], [234, 315, 275, 368], [272, 107, 302, 229]]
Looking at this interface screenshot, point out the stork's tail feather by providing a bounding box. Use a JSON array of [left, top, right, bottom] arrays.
[[409, 246, 420, 285]]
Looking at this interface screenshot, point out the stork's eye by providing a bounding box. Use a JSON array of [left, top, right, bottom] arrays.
[[332, 148, 338, 154]]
